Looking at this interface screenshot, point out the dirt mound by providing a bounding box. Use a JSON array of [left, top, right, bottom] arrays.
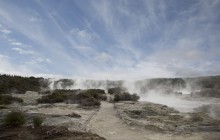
[[0, 126, 105, 140]]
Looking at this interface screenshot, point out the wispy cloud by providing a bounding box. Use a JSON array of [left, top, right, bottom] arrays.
[[10, 42, 23, 46], [0, 0, 219, 79], [0, 54, 32, 75], [29, 16, 42, 22], [95, 52, 112, 62], [1, 29, 11, 34], [0, 53, 59, 78], [25, 57, 51, 66], [70, 28, 94, 40], [74, 45, 93, 52], [11, 47, 36, 55]]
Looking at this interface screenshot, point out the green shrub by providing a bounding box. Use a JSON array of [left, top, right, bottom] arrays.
[[0, 95, 23, 105], [94, 99, 101, 106], [37, 92, 67, 103], [79, 97, 101, 106], [131, 93, 140, 101], [77, 90, 102, 106], [114, 93, 120, 102], [80, 89, 106, 100], [0, 105, 7, 109], [100, 94, 107, 101], [37, 89, 102, 107], [191, 114, 203, 122], [40, 90, 51, 94], [0, 74, 50, 94], [33, 116, 44, 127], [4, 111, 25, 127], [114, 92, 140, 102], [108, 87, 125, 94]]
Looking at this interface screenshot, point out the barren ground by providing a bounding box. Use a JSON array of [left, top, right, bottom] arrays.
[[89, 102, 220, 140], [2, 92, 220, 140]]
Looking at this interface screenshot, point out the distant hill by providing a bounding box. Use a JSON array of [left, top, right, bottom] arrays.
[[184, 75, 220, 90], [0, 74, 50, 94]]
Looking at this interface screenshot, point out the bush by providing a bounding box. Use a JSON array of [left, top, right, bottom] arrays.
[[4, 111, 25, 127], [80, 97, 101, 106], [108, 87, 125, 94], [114, 92, 140, 102], [76, 90, 103, 106], [191, 114, 203, 122], [131, 93, 140, 101], [86, 89, 105, 94], [39, 90, 51, 95], [0, 105, 7, 109], [67, 112, 81, 118], [100, 94, 107, 101], [33, 116, 44, 127], [37, 89, 102, 107], [94, 99, 101, 106], [37, 92, 67, 103], [80, 89, 106, 101], [0, 95, 23, 105]]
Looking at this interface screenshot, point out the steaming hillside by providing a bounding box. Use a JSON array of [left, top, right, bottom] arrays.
[[2, 74, 220, 113], [1, 74, 220, 98], [51, 76, 220, 97]]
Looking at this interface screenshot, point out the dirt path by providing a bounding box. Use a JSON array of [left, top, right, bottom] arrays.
[[89, 102, 148, 140], [89, 102, 218, 140]]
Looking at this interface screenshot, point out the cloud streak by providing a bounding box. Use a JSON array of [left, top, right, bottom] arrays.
[[11, 48, 36, 55], [0, 0, 219, 80], [1, 29, 11, 34]]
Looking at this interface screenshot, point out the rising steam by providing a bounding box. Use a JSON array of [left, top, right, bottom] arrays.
[[48, 77, 220, 114]]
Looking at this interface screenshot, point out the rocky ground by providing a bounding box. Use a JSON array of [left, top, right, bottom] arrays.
[[1, 92, 220, 140]]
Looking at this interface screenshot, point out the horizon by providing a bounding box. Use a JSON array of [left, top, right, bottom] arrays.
[[0, 0, 220, 80], [1, 73, 220, 81]]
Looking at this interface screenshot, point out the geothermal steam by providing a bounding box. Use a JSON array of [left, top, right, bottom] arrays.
[[49, 78, 219, 113]]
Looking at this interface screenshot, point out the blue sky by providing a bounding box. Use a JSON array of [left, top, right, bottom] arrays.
[[0, 0, 220, 80]]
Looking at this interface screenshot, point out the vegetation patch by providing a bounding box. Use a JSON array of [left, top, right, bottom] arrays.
[[4, 111, 26, 127], [108, 87, 126, 94], [33, 115, 44, 127], [37, 89, 104, 107], [124, 109, 147, 119], [167, 115, 183, 121], [66, 112, 81, 118], [190, 113, 204, 122], [0, 74, 50, 94], [37, 92, 67, 103], [0, 126, 106, 140], [0, 95, 23, 105], [0, 105, 8, 109], [114, 92, 140, 102]]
